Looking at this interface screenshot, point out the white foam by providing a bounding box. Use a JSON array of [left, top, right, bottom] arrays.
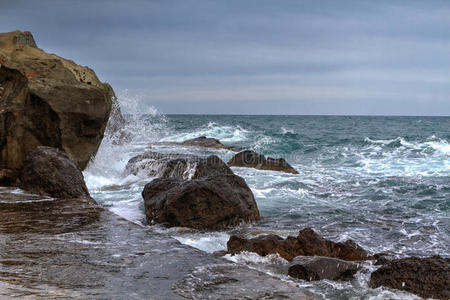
[[224, 251, 288, 265], [172, 232, 230, 253], [160, 122, 249, 144]]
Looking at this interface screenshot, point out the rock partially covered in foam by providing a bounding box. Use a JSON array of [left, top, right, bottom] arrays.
[[125, 151, 233, 179], [227, 228, 373, 262], [142, 174, 260, 229], [227, 150, 299, 174], [369, 256, 450, 299], [20, 146, 92, 199], [288, 256, 359, 281], [181, 136, 238, 150]]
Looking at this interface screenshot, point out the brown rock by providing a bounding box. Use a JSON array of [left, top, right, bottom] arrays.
[[288, 256, 359, 281], [0, 168, 19, 186], [227, 228, 372, 261], [0, 30, 112, 171], [20, 146, 91, 199], [142, 174, 260, 229], [126, 152, 233, 179], [227, 150, 299, 174], [369, 256, 450, 299]]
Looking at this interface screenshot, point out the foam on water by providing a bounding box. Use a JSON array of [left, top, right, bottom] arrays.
[[160, 121, 249, 144], [172, 232, 230, 253]]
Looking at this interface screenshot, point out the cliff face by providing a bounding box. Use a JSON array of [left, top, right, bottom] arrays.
[[0, 30, 113, 172]]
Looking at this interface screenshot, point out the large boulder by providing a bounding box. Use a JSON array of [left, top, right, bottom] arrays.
[[20, 146, 91, 199], [227, 228, 373, 261], [369, 256, 450, 299], [0, 30, 112, 173], [288, 256, 359, 281], [126, 151, 233, 179], [142, 174, 260, 229], [227, 150, 299, 174]]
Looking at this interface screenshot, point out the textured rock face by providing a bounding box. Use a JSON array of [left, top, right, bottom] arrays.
[[227, 228, 372, 261], [288, 256, 359, 281], [0, 30, 112, 172], [369, 256, 450, 300], [126, 151, 233, 179], [227, 150, 299, 174], [20, 146, 91, 199], [142, 175, 260, 229]]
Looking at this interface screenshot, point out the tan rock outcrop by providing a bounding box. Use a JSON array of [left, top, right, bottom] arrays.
[[0, 30, 112, 172]]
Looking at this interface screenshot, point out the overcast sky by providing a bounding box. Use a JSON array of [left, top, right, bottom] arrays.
[[1, 0, 450, 115]]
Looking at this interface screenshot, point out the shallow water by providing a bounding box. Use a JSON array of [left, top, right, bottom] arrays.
[[84, 113, 450, 299]]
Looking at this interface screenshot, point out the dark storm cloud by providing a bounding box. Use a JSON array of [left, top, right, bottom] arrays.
[[1, 0, 449, 115]]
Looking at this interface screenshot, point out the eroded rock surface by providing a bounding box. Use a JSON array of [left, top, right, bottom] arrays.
[[142, 174, 260, 229], [288, 256, 359, 281], [126, 151, 233, 179], [20, 146, 91, 199], [369, 256, 450, 299], [227, 228, 373, 261], [0, 30, 112, 172], [227, 150, 299, 174]]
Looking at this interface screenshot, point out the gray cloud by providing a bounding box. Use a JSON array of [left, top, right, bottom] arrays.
[[1, 0, 449, 115]]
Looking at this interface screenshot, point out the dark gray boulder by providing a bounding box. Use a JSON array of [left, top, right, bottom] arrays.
[[227, 150, 299, 174], [20, 146, 91, 199], [288, 256, 359, 281], [142, 174, 260, 229]]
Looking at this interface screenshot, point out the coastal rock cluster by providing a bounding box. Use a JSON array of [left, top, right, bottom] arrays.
[[226, 228, 373, 262]]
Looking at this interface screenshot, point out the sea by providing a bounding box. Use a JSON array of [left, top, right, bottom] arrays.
[[84, 106, 449, 299]]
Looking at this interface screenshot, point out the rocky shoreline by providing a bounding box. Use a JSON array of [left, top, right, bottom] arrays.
[[1, 31, 448, 299]]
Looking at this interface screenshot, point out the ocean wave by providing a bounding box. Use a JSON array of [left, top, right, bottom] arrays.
[[160, 122, 249, 144]]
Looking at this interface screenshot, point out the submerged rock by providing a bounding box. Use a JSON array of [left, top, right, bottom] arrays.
[[288, 256, 359, 281], [369, 256, 450, 299], [20, 146, 91, 199], [142, 174, 260, 229], [0, 30, 112, 172], [153, 136, 241, 151], [182, 136, 240, 150], [227, 150, 299, 174], [227, 228, 373, 261], [126, 152, 233, 179]]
